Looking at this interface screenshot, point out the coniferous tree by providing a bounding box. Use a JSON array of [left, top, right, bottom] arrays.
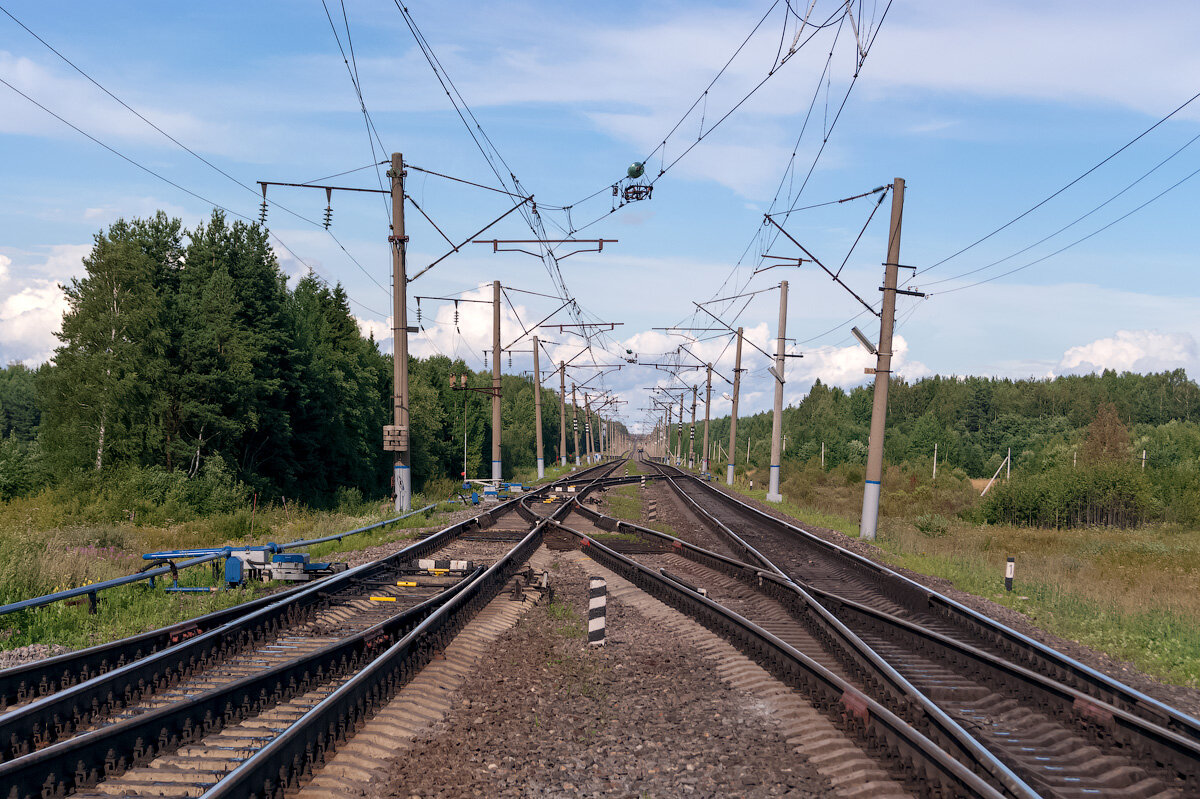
[[42, 230, 167, 470]]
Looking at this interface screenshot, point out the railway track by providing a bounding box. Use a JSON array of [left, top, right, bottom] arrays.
[[637, 460, 1200, 798], [0, 459, 623, 799], [551, 511, 1006, 798]]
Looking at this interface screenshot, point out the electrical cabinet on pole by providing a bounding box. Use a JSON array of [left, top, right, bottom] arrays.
[[702, 364, 712, 475], [860, 178, 905, 540], [727, 327, 743, 486], [766, 281, 788, 503], [688, 385, 698, 470], [533, 335, 545, 479], [491, 280, 502, 483], [559, 363, 567, 467], [571, 384, 581, 466], [383, 153, 412, 512]]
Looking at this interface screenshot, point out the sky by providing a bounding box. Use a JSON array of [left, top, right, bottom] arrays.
[[2, 0, 1199, 434]]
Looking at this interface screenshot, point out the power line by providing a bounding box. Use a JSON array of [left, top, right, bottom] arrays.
[[919, 88, 1200, 277], [0, 74, 385, 319], [922, 128, 1200, 289], [0, 4, 392, 314], [320, 0, 391, 221], [936, 161, 1200, 296]]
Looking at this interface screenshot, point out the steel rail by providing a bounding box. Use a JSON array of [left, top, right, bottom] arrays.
[[568, 500, 1038, 798], [0, 499, 508, 761], [0, 463, 616, 757], [0, 503, 440, 620], [202, 461, 624, 798], [0, 581, 309, 710], [0, 564, 480, 799], [815, 587, 1200, 792], [650, 462, 1200, 746], [0, 459, 627, 798], [553, 518, 1007, 799], [0, 458, 619, 710]]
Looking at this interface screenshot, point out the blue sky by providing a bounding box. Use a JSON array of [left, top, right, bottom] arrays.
[[2, 0, 1199, 432]]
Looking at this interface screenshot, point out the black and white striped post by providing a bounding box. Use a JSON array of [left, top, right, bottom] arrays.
[[640, 475, 646, 490], [1005, 557, 1015, 592], [588, 576, 607, 647]]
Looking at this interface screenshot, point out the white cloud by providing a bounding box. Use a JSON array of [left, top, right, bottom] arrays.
[[0, 244, 88, 366], [868, 1, 1200, 120], [1057, 330, 1197, 375], [0, 52, 222, 148]]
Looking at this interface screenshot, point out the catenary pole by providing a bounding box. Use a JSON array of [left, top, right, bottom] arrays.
[[389, 153, 412, 512], [702, 364, 712, 474], [860, 178, 905, 540], [676, 401, 684, 464], [584, 395, 594, 464], [559, 362, 567, 467], [491, 280, 502, 484], [766, 281, 788, 503], [688, 385, 698, 470], [533, 335, 544, 479], [571, 384, 581, 467], [727, 327, 743, 486]]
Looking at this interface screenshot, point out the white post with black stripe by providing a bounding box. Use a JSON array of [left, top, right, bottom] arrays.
[[1005, 557, 1015, 592], [588, 576, 607, 647]]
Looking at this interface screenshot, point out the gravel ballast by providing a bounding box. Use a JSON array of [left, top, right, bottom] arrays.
[[377, 555, 829, 798]]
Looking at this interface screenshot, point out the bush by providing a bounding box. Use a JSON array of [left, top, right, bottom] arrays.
[[980, 463, 1158, 528], [913, 513, 950, 536], [0, 437, 49, 501]]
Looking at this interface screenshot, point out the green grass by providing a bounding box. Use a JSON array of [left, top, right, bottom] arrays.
[[547, 599, 584, 638], [871, 520, 1200, 687], [718, 469, 1200, 687], [603, 484, 644, 522], [0, 493, 461, 652]]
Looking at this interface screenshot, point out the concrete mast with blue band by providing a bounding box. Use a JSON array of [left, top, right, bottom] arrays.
[[533, 335, 545, 479], [492, 279, 503, 484], [766, 280, 788, 503], [860, 178, 905, 540], [727, 326, 743, 486]]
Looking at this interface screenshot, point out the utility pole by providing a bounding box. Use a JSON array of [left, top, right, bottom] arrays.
[[766, 280, 788, 503], [533, 336, 544, 479], [571, 384, 581, 467], [491, 280, 502, 484], [559, 363, 567, 467], [385, 152, 412, 512], [860, 178, 905, 540], [676, 401, 684, 464], [688, 385, 698, 470], [584, 395, 594, 464], [727, 327, 743, 486], [702, 363, 712, 475]]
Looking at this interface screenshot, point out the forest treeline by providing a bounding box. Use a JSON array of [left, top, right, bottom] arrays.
[[700, 371, 1200, 527], [3, 210, 1199, 529], [0, 212, 620, 516]]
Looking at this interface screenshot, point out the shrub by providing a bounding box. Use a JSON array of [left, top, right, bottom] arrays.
[[980, 463, 1157, 528], [914, 513, 950, 536]]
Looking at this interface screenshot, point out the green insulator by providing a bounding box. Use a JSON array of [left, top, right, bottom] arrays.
[[627, 161, 645, 179]]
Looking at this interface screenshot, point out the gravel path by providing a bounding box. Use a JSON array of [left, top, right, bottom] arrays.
[[375, 555, 829, 798]]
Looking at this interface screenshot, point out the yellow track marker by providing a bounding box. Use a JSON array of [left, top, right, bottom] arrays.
[[430, 569, 448, 575], [369, 596, 397, 602], [396, 581, 418, 587]]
